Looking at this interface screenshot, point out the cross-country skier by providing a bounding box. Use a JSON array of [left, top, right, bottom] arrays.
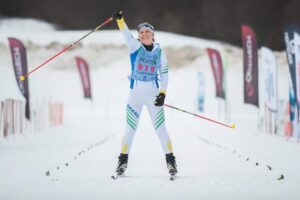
[[112, 10, 178, 177]]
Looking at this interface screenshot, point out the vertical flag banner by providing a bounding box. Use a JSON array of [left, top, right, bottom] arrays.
[[75, 57, 92, 99], [222, 54, 228, 99], [283, 25, 300, 103], [294, 32, 300, 106], [206, 48, 225, 99], [261, 47, 278, 112], [8, 38, 31, 120], [294, 32, 300, 139], [223, 54, 231, 122], [197, 72, 205, 112], [289, 83, 297, 137], [241, 25, 259, 107], [261, 47, 278, 134]]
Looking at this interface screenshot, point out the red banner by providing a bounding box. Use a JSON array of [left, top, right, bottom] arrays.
[[75, 57, 92, 99], [241, 25, 259, 107], [8, 38, 31, 120], [207, 48, 225, 99]]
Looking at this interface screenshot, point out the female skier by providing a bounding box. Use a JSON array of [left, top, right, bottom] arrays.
[[112, 11, 177, 177]]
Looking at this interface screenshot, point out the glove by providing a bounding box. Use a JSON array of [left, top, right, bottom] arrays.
[[112, 10, 123, 20], [154, 93, 166, 106]]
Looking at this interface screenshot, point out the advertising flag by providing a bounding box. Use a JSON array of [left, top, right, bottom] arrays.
[[294, 32, 300, 105], [206, 48, 225, 99], [261, 47, 278, 111], [241, 25, 259, 107], [197, 72, 205, 112], [8, 37, 30, 120], [75, 57, 92, 99], [283, 25, 300, 104]]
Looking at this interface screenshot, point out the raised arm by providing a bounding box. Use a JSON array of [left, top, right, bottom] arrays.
[[113, 11, 141, 53]]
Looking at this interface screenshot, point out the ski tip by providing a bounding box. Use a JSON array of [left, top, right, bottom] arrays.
[[170, 174, 176, 181], [111, 174, 122, 180], [277, 174, 284, 180]]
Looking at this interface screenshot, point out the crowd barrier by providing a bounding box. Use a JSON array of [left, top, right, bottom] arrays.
[[0, 98, 64, 139]]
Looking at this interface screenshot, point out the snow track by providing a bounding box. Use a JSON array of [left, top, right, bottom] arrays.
[[1, 116, 300, 199]]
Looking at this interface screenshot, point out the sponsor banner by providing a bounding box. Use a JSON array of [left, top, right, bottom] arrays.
[[283, 25, 300, 105], [197, 72, 205, 112], [241, 25, 259, 107], [8, 38, 30, 120], [75, 57, 92, 99], [289, 83, 297, 137], [294, 32, 300, 105], [261, 47, 278, 111], [206, 48, 225, 99]]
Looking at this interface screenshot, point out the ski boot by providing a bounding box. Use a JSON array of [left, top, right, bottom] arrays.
[[166, 153, 178, 175], [115, 153, 128, 175]]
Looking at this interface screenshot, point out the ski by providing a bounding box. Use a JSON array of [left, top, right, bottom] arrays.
[[112, 174, 176, 180], [111, 174, 119, 180], [170, 174, 176, 181], [111, 173, 123, 180]]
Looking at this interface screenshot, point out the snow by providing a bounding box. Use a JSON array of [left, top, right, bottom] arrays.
[[0, 18, 299, 200], [0, 18, 56, 32]]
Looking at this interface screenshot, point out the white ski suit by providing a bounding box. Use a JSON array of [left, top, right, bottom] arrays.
[[116, 17, 174, 155]]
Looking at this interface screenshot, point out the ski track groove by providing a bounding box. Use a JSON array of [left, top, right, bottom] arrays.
[[192, 132, 285, 181]]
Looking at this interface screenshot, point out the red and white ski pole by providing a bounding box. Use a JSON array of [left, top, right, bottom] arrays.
[[164, 104, 236, 129], [20, 16, 114, 81]]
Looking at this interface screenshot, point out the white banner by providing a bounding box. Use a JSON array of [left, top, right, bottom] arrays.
[[261, 47, 278, 111], [197, 72, 205, 112], [294, 32, 300, 105]]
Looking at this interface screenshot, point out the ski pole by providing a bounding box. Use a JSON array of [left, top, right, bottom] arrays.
[[20, 16, 114, 81], [164, 104, 236, 129]]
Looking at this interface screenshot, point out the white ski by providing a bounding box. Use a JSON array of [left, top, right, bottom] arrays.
[[111, 173, 124, 180], [111, 174, 119, 180], [112, 173, 176, 180], [170, 174, 176, 181]]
